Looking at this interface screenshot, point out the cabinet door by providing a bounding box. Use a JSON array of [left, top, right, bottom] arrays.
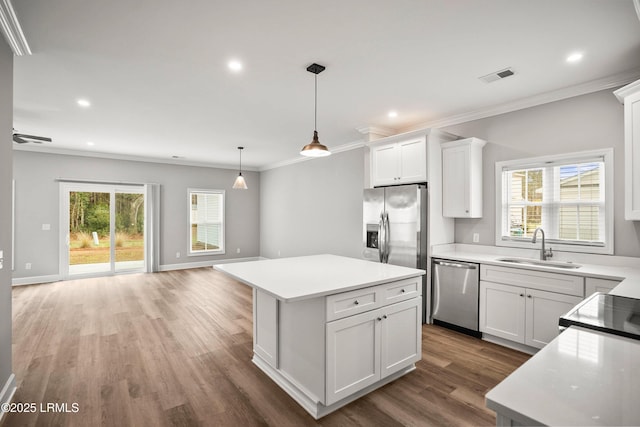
[[525, 289, 582, 349], [326, 309, 381, 405], [398, 139, 427, 184], [380, 298, 421, 378], [442, 144, 469, 217], [625, 88, 640, 220], [585, 277, 620, 298], [371, 144, 399, 187], [479, 281, 525, 343], [253, 289, 278, 368]]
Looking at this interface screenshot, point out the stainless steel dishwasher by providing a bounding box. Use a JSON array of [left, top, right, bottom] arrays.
[[431, 258, 480, 337]]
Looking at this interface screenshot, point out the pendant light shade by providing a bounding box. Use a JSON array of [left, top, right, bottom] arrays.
[[300, 63, 331, 157], [301, 130, 331, 157], [232, 146, 248, 190]]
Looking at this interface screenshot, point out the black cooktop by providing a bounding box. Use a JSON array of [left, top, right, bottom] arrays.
[[559, 292, 640, 340]]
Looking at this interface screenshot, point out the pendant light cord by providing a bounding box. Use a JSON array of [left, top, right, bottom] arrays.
[[314, 74, 318, 132]]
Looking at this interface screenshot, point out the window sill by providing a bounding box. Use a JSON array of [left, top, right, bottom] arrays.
[[188, 250, 226, 257]]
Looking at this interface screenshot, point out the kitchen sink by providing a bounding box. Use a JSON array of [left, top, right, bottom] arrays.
[[496, 257, 582, 269]]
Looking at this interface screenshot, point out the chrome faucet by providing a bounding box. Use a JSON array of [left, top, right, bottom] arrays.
[[531, 227, 553, 260]]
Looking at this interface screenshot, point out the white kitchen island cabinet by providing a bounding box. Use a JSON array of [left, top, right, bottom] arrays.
[[215, 254, 425, 419]]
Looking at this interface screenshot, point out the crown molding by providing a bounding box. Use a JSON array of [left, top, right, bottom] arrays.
[[613, 77, 640, 102], [0, 0, 30, 56], [356, 126, 397, 141], [12, 144, 258, 171], [402, 68, 640, 131], [259, 140, 366, 171]]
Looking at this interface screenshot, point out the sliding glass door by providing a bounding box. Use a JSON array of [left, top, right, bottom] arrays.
[[114, 191, 145, 272], [61, 183, 145, 278]]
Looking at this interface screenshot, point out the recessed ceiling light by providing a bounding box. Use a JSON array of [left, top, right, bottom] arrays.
[[228, 60, 243, 72], [86, 141, 94, 146], [388, 111, 398, 118], [77, 98, 91, 107], [566, 52, 583, 63]]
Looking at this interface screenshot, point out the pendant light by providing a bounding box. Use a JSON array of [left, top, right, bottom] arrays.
[[232, 146, 248, 190], [300, 63, 331, 157]]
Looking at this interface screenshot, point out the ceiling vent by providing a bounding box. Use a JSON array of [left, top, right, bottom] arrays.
[[479, 67, 515, 83]]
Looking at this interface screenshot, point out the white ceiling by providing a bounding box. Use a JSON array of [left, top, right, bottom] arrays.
[[10, 0, 640, 170]]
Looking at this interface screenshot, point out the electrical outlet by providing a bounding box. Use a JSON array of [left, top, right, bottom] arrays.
[[176, 251, 181, 258], [42, 223, 51, 231], [0, 250, 3, 270], [277, 250, 281, 257], [25, 262, 32, 270], [236, 248, 241, 254], [473, 233, 480, 243]]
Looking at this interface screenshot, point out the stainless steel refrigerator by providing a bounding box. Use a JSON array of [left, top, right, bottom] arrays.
[[363, 184, 428, 322]]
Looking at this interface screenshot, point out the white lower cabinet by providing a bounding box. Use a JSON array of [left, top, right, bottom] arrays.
[[479, 281, 525, 343], [252, 277, 423, 419], [326, 297, 420, 405], [479, 265, 584, 350], [480, 281, 581, 349], [524, 288, 582, 349]]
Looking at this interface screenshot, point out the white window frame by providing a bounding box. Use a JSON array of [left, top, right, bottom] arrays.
[[495, 149, 614, 255], [188, 188, 225, 256]]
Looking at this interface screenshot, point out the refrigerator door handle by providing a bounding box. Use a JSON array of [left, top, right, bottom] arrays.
[[384, 212, 390, 263], [378, 212, 385, 263]]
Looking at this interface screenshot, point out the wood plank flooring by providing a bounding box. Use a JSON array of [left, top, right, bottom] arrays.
[[5, 268, 530, 426]]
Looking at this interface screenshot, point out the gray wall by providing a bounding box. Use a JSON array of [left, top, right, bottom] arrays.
[[0, 42, 13, 400], [12, 151, 260, 279], [260, 148, 364, 259], [442, 88, 640, 257]]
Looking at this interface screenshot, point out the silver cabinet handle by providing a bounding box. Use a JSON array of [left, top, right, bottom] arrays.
[[432, 260, 477, 270]]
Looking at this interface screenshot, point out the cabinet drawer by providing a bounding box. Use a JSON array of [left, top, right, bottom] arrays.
[[481, 264, 584, 297], [381, 277, 421, 305], [326, 286, 379, 322]]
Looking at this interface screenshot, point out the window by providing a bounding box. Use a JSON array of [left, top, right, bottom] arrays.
[[189, 189, 225, 255], [495, 149, 613, 254]]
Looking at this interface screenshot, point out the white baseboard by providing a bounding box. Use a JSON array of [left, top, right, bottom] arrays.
[[12, 274, 61, 286], [159, 256, 263, 272], [0, 373, 16, 423]]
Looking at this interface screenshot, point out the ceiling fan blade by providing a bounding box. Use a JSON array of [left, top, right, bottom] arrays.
[[13, 133, 52, 143]]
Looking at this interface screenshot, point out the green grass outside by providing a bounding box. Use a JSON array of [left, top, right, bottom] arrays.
[[70, 237, 144, 265]]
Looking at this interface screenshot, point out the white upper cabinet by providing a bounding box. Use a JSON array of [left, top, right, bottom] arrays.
[[442, 137, 486, 218], [371, 138, 426, 187], [614, 79, 640, 220]]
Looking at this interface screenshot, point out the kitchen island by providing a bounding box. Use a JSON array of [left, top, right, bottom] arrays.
[[215, 254, 425, 419]]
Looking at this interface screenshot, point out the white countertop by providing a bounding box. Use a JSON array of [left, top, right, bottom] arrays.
[[432, 244, 640, 299], [486, 326, 640, 426], [214, 254, 425, 302]]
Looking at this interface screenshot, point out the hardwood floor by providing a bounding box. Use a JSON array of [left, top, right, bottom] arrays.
[[5, 268, 530, 426]]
